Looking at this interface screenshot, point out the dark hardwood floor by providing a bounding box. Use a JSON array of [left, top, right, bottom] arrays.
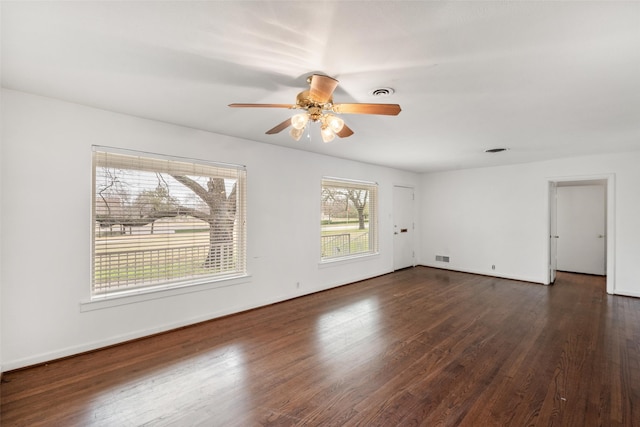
[[1, 267, 639, 426]]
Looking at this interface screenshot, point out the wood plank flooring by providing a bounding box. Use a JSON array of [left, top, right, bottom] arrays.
[[1, 267, 639, 426]]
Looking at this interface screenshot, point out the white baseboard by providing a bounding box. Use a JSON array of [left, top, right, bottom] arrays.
[[613, 289, 640, 298], [418, 263, 546, 285]]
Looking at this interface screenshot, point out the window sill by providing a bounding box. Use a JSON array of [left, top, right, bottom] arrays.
[[318, 252, 380, 268], [80, 274, 251, 312]]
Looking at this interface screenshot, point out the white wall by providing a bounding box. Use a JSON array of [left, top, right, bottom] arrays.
[[0, 93, 3, 376], [420, 164, 545, 283], [419, 152, 640, 297], [0, 89, 420, 370], [0, 101, 3, 376]]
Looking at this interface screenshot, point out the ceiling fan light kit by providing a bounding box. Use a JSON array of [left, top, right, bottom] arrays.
[[229, 74, 401, 143], [291, 113, 309, 130], [289, 126, 305, 142]]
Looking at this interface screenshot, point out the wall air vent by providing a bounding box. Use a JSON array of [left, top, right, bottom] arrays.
[[435, 255, 450, 263]]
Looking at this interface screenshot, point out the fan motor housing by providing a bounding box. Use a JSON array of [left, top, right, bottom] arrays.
[[296, 90, 331, 121]]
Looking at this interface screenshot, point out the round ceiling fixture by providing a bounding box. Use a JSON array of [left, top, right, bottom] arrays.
[[485, 148, 508, 153], [369, 87, 395, 97]]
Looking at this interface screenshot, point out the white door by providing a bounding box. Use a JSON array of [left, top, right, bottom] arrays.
[[556, 185, 606, 275], [393, 186, 414, 270], [549, 182, 558, 283]]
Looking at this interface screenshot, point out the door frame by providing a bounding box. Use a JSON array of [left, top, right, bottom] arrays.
[[546, 174, 615, 294], [549, 181, 558, 284]]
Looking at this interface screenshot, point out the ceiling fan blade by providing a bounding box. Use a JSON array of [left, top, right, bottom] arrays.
[[336, 124, 354, 138], [332, 103, 401, 116], [265, 118, 292, 134], [309, 75, 339, 103], [229, 103, 295, 109]]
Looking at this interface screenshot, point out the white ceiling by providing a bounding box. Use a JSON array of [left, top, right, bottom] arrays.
[[2, 1, 639, 173]]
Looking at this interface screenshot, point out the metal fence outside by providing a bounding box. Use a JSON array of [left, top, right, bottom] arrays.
[[93, 243, 233, 293], [321, 234, 350, 258]]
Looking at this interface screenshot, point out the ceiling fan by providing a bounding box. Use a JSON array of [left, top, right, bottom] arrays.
[[229, 74, 401, 143]]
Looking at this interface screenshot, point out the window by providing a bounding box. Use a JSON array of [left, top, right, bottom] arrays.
[[92, 147, 246, 297], [321, 177, 378, 261]]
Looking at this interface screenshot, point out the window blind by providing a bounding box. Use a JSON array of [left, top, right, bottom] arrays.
[[92, 148, 246, 297]]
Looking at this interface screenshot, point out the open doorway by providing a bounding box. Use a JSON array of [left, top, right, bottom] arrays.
[[548, 175, 615, 294]]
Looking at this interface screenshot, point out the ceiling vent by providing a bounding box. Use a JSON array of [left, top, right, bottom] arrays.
[[370, 87, 395, 97]]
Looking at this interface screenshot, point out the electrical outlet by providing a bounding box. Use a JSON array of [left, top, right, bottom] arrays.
[[296, 282, 300, 288], [492, 265, 495, 270]]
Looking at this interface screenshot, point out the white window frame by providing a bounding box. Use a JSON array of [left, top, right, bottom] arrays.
[[90, 146, 247, 301], [321, 177, 378, 262]]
